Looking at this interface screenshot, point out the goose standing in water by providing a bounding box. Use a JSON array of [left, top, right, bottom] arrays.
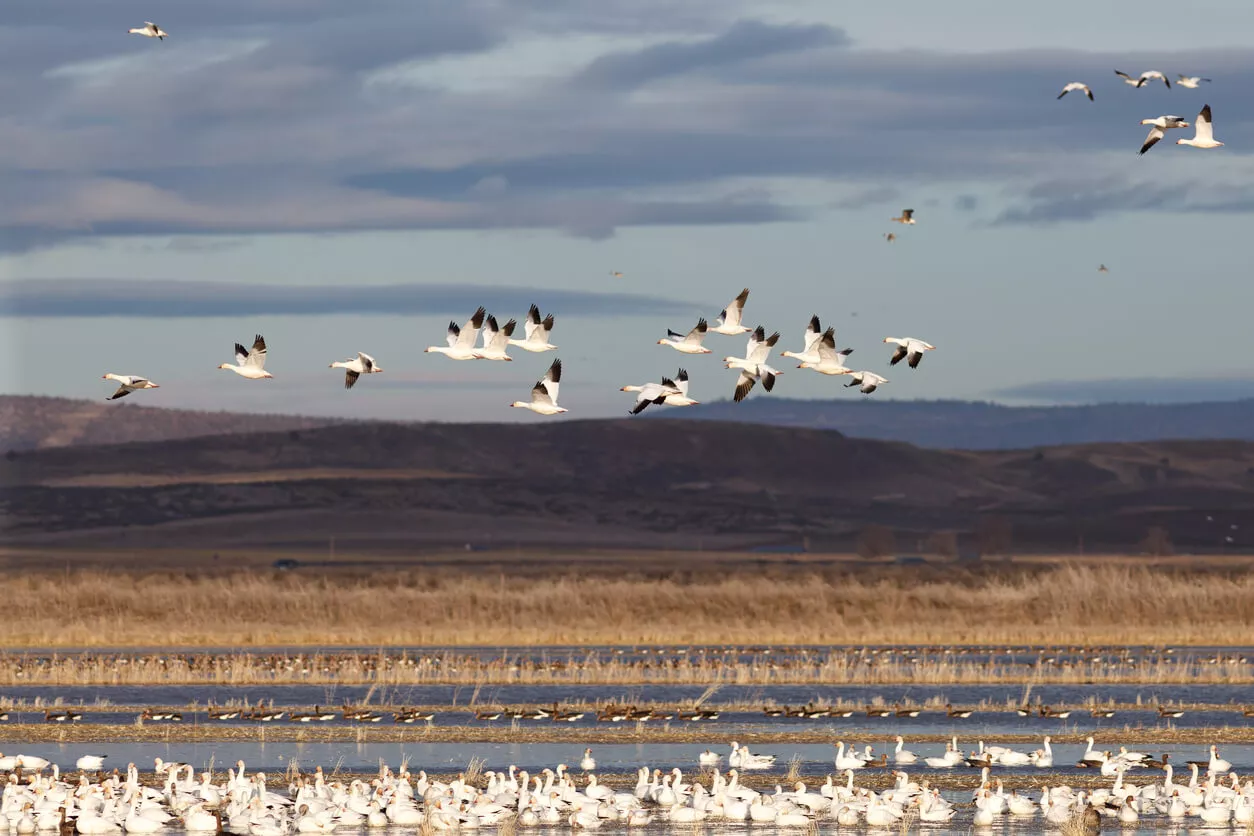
[[129, 22, 168, 39], [510, 359, 566, 415], [710, 288, 751, 335], [1057, 82, 1094, 101], [657, 318, 711, 354], [101, 374, 159, 400], [426, 307, 487, 360], [474, 316, 516, 361], [725, 326, 782, 402], [844, 371, 887, 394], [883, 336, 935, 368], [1176, 104, 1224, 149], [508, 304, 558, 353], [328, 352, 381, 389], [217, 335, 272, 379]]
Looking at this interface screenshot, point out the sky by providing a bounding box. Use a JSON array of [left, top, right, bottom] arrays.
[[4, 0, 1254, 421]]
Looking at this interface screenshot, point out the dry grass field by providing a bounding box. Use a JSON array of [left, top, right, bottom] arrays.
[[0, 559, 1250, 648]]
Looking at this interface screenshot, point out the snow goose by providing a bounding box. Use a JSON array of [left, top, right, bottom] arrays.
[[890, 208, 916, 225], [1139, 70, 1171, 88], [884, 232, 896, 243], [129, 22, 167, 39], [509, 359, 566, 415], [883, 336, 935, 368], [1138, 114, 1190, 155], [1097, 264, 1110, 273], [710, 288, 751, 335], [893, 737, 917, 764], [426, 307, 487, 360], [328, 352, 381, 389], [75, 755, 107, 772], [474, 316, 516, 361], [508, 305, 557, 353], [803, 327, 854, 375], [662, 368, 699, 407], [845, 371, 887, 394], [101, 374, 158, 400], [1115, 69, 1168, 88], [780, 315, 824, 366], [620, 376, 681, 415], [579, 749, 596, 772], [1176, 104, 1223, 148], [1058, 82, 1094, 101], [1177, 75, 1211, 88], [725, 326, 782, 402], [657, 318, 710, 354], [217, 335, 272, 379]]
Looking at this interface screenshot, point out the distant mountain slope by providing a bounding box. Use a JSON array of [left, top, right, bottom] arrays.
[[0, 396, 338, 451], [669, 398, 1254, 449]]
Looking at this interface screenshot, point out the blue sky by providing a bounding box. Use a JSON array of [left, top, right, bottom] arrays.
[[3, 0, 1254, 420]]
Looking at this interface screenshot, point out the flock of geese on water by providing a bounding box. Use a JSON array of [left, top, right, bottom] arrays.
[[0, 741, 1250, 834]]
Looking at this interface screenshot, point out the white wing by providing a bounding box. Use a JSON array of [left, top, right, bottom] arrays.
[[684, 318, 708, 344], [718, 288, 749, 328], [541, 359, 561, 403], [456, 307, 486, 349], [674, 369, 689, 396], [357, 352, 376, 372], [1195, 105, 1214, 142], [523, 304, 542, 340], [802, 315, 822, 352], [246, 335, 267, 369], [747, 331, 779, 365]]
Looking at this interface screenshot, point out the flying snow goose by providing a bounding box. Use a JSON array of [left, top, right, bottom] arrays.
[[845, 371, 887, 394], [1176, 75, 1211, 88], [662, 368, 699, 407], [101, 374, 158, 400], [328, 352, 381, 389], [508, 304, 557, 353], [1098, 264, 1110, 273], [1177, 104, 1223, 148], [890, 208, 916, 225], [609, 271, 623, 278], [657, 318, 711, 354], [884, 232, 897, 243], [884, 336, 935, 368], [710, 288, 751, 335], [804, 327, 855, 375], [620, 377, 682, 415], [217, 335, 272, 379], [1058, 82, 1094, 101], [425, 306, 486, 360], [1138, 70, 1171, 88], [128, 22, 168, 39], [1138, 114, 1190, 155], [510, 359, 566, 414], [725, 326, 782, 402], [780, 315, 824, 366], [474, 315, 516, 361]]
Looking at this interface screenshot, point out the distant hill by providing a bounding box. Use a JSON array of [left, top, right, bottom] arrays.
[[0, 395, 338, 451], [666, 398, 1254, 449]]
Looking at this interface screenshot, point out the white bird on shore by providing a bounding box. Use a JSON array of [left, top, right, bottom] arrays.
[[508, 305, 557, 353], [75, 755, 107, 771], [510, 359, 566, 415], [426, 307, 487, 360], [726, 326, 782, 402], [891, 208, 916, 225], [710, 288, 751, 335], [328, 352, 381, 389], [1176, 75, 1212, 88], [580, 749, 596, 771], [1138, 114, 1190, 155], [657, 318, 711, 354], [1057, 82, 1093, 101], [101, 374, 159, 400], [884, 336, 935, 368], [474, 316, 516, 361], [1176, 104, 1223, 148], [620, 376, 682, 415], [217, 335, 272, 379], [128, 21, 167, 40], [844, 371, 887, 394]]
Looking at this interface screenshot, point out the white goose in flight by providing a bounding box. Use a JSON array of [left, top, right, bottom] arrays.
[[1176, 75, 1211, 88], [1057, 82, 1093, 101], [475, 315, 516, 361], [726, 326, 782, 402], [780, 315, 824, 366], [508, 304, 557, 353], [425, 307, 486, 360], [803, 327, 854, 375], [101, 374, 159, 400], [129, 22, 168, 40], [510, 359, 566, 415], [884, 336, 935, 369], [1177, 104, 1223, 149], [662, 369, 699, 407], [1115, 69, 1168, 88], [890, 208, 916, 225], [218, 335, 272, 379], [328, 352, 382, 389], [1138, 114, 1190, 155], [657, 318, 711, 354], [710, 288, 751, 335], [845, 371, 888, 394], [620, 376, 683, 415]]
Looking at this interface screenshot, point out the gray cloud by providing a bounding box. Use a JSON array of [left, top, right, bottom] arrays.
[[0, 279, 690, 318], [993, 376, 1254, 405], [993, 174, 1254, 226]]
